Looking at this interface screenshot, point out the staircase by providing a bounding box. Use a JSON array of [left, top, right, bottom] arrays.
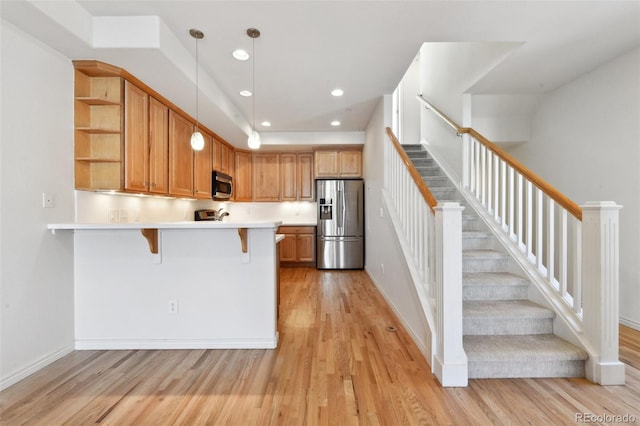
[[402, 144, 588, 379]]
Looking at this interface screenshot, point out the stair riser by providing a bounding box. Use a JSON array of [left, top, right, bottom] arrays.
[[463, 285, 528, 301], [468, 360, 585, 379], [416, 167, 445, 177], [463, 219, 482, 232], [423, 178, 453, 188], [411, 159, 436, 168], [464, 317, 553, 336], [462, 236, 492, 250], [463, 258, 509, 273]]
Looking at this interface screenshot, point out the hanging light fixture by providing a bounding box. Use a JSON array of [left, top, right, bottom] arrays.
[[189, 28, 205, 151], [247, 28, 261, 149]]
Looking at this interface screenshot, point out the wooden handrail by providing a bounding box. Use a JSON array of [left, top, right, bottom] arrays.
[[416, 94, 582, 221], [385, 128, 438, 212]]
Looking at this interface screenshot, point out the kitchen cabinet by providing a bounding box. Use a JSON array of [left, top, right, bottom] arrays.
[[234, 151, 253, 201], [73, 60, 236, 198], [280, 153, 297, 201], [279, 152, 314, 201], [73, 63, 124, 190], [124, 81, 149, 192], [297, 153, 314, 201], [194, 131, 213, 199], [168, 111, 194, 197], [253, 153, 280, 201], [148, 97, 169, 194], [314, 149, 362, 178], [278, 226, 316, 266]]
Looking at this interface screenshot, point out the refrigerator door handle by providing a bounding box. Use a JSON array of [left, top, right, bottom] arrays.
[[337, 188, 343, 231]]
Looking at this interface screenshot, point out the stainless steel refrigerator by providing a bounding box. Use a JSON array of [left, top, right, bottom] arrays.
[[316, 179, 364, 269]]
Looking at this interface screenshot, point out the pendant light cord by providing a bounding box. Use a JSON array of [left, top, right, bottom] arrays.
[[195, 36, 199, 133], [252, 36, 256, 132]]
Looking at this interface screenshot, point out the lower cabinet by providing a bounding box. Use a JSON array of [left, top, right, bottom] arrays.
[[278, 226, 316, 267]]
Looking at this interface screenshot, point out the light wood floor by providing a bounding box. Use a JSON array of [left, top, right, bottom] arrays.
[[1, 268, 639, 425]]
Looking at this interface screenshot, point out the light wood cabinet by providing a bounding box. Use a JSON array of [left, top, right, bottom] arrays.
[[280, 153, 298, 201], [314, 151, 338, 178], [253, 153, 280, 201], [234, 151, 253, 201], [168, 111, 194, 197], [297, 153, 314, 201], [148, 97, 169, 194], [314, 149, 362, 178], [278, 226, 316, 266], [73, 60, 236, 198], [73, 64, 124, 190], [124, 81, 149, 192], [194, 132, 212, 199]]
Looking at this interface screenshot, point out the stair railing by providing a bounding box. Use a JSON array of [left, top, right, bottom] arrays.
[[416, 94, 624, 385], [384, 127, 467, 387]]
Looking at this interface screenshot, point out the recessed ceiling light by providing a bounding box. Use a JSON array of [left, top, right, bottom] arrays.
[[331, 89, 344, 97], [261, 121, 271, 127], [232, 49, 250, 61], [240, 90, 252, 97], [331, 120, 341, 126]]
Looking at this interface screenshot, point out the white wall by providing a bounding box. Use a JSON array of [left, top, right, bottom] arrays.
[[508, 48, 640, 329], [363, 96, 431, 357], [0, 22, 76, 390]]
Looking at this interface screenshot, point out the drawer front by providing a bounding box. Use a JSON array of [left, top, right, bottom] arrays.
[[278, 226, 315, 234]]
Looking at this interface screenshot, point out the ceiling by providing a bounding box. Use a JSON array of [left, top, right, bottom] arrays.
[[2, 1, 639, 147]]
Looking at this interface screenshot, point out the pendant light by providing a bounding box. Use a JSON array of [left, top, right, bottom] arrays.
[[190, 28, 205, 151], [247, 28, 261, 149]]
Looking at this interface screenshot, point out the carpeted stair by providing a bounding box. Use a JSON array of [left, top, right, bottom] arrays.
[[402, 144, 587, 379]]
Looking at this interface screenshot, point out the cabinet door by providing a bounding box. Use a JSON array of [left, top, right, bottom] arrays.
[[220, 143, 231, 174], [297, 153, 314, 200], [212, 138, 221, 171], [280, 153, 297, 201], [253, 153, 280, 201], [124, 81, 149, 192], [194, 132, 212, 199], [168, 111, 194, 197], [279, 234, 297, 262], [148, 97, 169, 194], [297, 234, 315, 262], [338, 150, 362, 177], [234, 151, 253, 201], [314, 151, 338, 177]]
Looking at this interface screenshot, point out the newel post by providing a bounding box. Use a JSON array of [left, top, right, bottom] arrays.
[[434, 202, 468, 387], [581, 201, 625, 385]]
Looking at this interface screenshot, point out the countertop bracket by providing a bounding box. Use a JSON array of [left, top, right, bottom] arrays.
[[141, 228, 159, 254], [238, 228, 248, 253]]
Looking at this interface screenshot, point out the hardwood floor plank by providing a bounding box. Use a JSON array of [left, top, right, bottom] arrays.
[[1, 268, 639, 425]]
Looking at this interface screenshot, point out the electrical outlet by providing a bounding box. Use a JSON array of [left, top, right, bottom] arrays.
[[132, 209, 140, 222], [380, 263, 385, 274], [42, 192, 55, 208], [379, 207, 384, 217], [168, 300, 178, 314], [109, 208, 118, 223], [118, 208, 129, 223]]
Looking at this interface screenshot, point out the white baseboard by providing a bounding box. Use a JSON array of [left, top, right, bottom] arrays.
[[619, 317, 640, 331], [364, 267, 430, 359], [74, 335, 279, 350], [0, 344, 75, 392]]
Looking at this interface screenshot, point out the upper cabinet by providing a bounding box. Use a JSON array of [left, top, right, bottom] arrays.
[[234, 151, 253, 202], [73, 63, 124, 190], [148, 97, 169, 194], [73, 60, 232, 198], [193, 132, 212, 199], [297, 153, 315, 201], [124, 81, 149, 192], [253, 153, 281, 201], [168, 111, 194, 197], [314, 149, 362, 178]]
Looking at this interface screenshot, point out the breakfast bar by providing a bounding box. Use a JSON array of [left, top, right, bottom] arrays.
[[48, 221, 282, 350]]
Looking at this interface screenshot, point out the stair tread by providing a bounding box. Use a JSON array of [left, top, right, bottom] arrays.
[[464, 335, 588, 361], [463, 231, 490, 238], [463, 300, 554, 319], [463, 272, 528, 286], [463, 249, 509, 259]]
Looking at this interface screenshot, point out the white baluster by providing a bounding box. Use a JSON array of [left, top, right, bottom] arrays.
[[500, 160, 506, 230], [547, 199, 555, 287], [517, 174, 524, 251], [526, 181, 533, 261], [509, 168, 515, 241], [536, 189, 544, 273], [487, 150, 493, 213], [559, 210, 568, 299]]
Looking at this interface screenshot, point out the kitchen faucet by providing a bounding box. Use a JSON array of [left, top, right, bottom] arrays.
[[216, 208, 230, 220]]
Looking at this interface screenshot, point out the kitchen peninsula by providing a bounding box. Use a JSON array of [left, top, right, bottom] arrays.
[[48, 221, 282, 350]]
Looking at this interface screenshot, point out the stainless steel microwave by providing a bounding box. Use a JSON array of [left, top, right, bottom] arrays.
[[212, 171, 232, 200]]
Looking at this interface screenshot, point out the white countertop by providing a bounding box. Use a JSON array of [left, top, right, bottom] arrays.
[[47, 220, 283, 231]]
